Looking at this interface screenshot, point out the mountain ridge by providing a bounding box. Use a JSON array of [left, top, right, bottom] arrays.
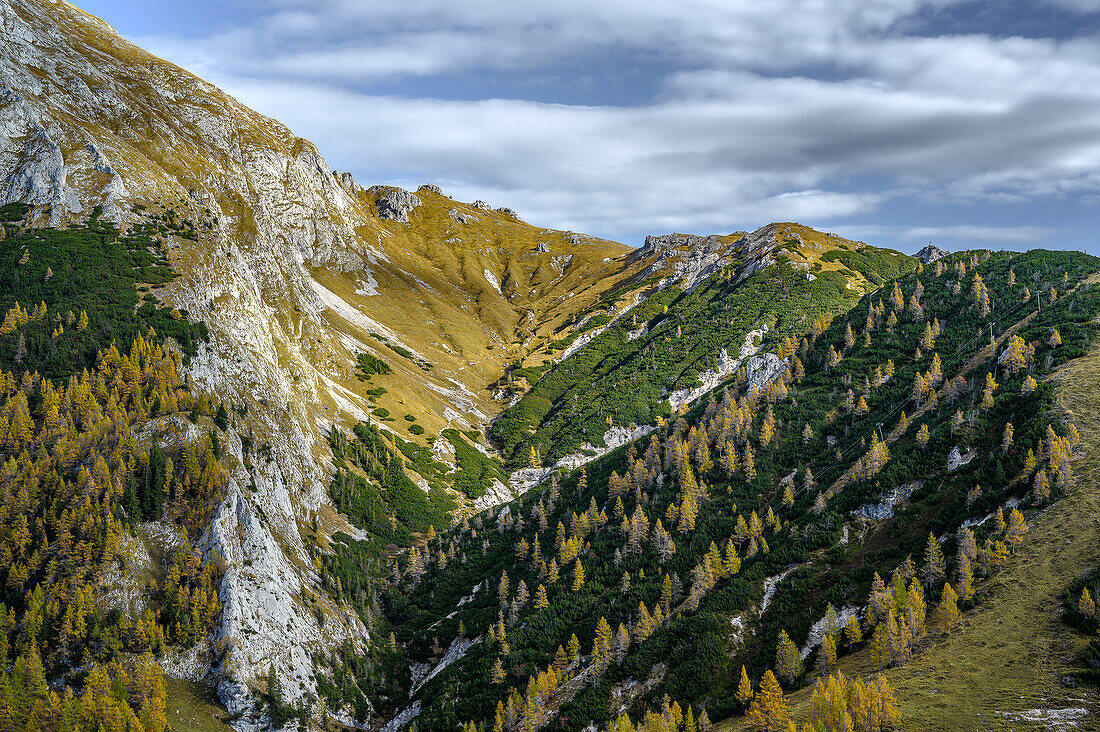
[[12, 4, 1082, 732]]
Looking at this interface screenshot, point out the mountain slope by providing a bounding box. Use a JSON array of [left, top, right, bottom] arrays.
[[6, 4, 1094, 732], [0, 0, 659, 711], [718, 328, 1100, 732], [381, 249, 1100, 732]]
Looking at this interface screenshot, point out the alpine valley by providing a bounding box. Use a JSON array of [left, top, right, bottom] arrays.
[[0, 2, 1098, 732]]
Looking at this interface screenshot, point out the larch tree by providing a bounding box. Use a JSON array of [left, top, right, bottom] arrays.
[[1005, 508, 1028, 552], [567, 633, 581, 664], [736, 665, 754, 705], [816, 634, 837, 675], [936, 582, 960, 634], [1002, 335, 1028, 375], [591, 616, 614, 671], [980, 372, 998, 410], [572, 560, 586, 591], [1080, 587, 1096, 618], [922, 532, 946, 589], [844, 615, 862, 646], [745, 670, 789, 732], [774, 629, 803, 686], [916, 423, 930, 449], [868, 572, 891, 625], [958, 560, 975, 606]]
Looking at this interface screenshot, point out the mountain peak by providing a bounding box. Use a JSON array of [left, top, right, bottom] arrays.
[[916, 242, 950, 263]]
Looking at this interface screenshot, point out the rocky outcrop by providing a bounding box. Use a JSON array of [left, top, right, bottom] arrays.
[[508, 423, 656, 495], [799, 606, 861, 660], [335, 171, 363, 195], [631, 233, 719, 261], [854, 481, 922, 520], [666, 326, 783, 412], [0, 87, 82, 221], [448, 207, 477, 224], [916, 244, 949, 264], [418, 183, 442, 194], [745, 352, 787, 391], [947, 446, 975, 471], [376, 188, 422, 222]]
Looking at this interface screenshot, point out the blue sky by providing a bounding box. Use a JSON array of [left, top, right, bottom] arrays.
[[76, 0, 1100, 255]]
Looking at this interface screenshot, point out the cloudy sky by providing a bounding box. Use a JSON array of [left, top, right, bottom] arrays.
[[77, 0, 1100, 254]]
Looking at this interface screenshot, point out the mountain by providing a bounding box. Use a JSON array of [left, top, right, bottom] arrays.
[[1, 2, 1098, 732], [386, 249, 1100, 732], [0, 0, 669, 711], [915, 244, 949, 265]]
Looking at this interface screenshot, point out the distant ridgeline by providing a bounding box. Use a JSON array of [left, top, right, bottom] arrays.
[[340, 248, 1100, 732], [0, 205, 227, 730]]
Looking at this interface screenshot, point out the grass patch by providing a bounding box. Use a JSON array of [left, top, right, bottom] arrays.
[[164, 678, 233, 732]]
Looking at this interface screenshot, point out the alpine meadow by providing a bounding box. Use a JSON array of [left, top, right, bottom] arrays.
[[0, 2, 1098, 732]]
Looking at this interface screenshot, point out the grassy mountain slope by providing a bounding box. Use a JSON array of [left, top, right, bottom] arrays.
[[356, 248, 1100, 732]]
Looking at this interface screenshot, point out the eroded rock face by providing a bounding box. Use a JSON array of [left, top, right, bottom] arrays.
[[0, 0, 379, 714], [916, 244, 949, 264], [448, 207, 477, 224], [376, 188, 422, 222], [335, 171, 363, 195]]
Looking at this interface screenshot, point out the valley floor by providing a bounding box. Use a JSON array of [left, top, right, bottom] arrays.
[[720, 341, 1100, 731]]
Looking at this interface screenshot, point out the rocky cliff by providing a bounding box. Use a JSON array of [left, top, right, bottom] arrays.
[[0, 0, 643, 715]]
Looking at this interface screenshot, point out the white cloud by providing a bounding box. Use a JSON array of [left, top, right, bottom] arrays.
[[836, 224, 1056, 248], [129, 0, 1100, 249]]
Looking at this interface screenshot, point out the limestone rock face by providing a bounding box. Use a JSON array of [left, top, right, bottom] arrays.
[[916, 243, 949, 264], [0, 0, 473, 717], [448, 207, 477, 224], [335, 170, 363, 195], [376, 187, 422, 222], [947, 446, 963, 471]]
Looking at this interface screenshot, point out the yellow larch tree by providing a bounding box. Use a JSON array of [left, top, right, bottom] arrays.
[[736, 665, 754, 706], [745, 670, 789, 732]]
